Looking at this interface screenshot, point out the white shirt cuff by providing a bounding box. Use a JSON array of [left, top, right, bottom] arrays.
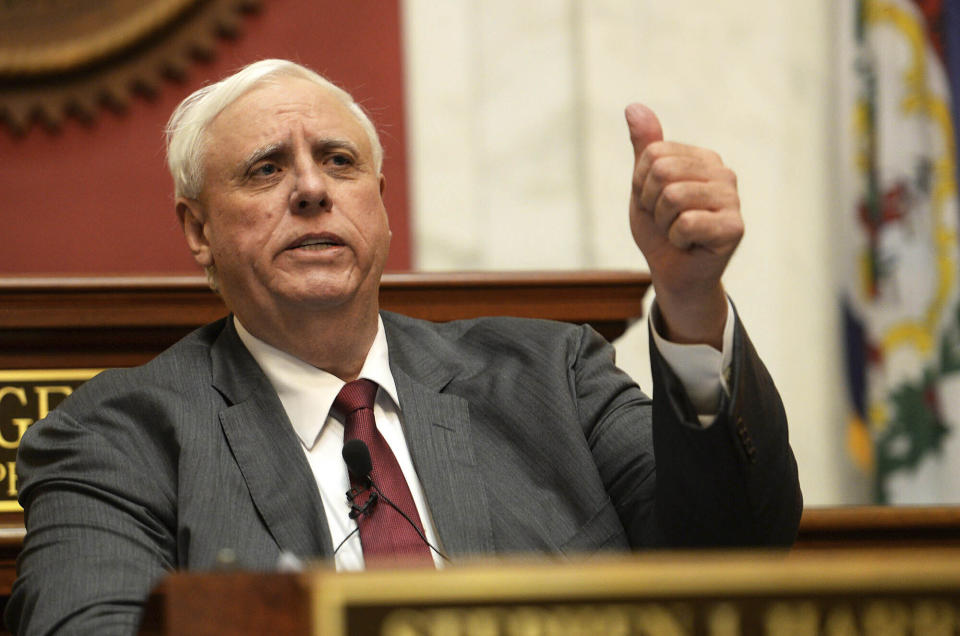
[[649, 298, 735, 427]]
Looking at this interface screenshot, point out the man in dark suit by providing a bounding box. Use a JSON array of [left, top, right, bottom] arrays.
[[6, 59, 801, 634]]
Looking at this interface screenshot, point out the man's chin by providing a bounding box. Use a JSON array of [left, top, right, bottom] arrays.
[[283, 288, 355, 308], [222, 270, 379, 319], [279, 278, 372, 311]]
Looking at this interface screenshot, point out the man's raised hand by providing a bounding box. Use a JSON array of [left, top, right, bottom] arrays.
[[625, 103, 743, 349]]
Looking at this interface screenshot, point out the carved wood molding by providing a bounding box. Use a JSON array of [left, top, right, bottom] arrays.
[[796, 506, 960, 549], [0, 271, 651, 368], [0, 0, 260, 134]]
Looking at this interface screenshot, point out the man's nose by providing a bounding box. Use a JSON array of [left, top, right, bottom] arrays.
[[290, 161, 331, 213]]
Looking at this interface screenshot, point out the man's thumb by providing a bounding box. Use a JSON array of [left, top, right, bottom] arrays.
[[624, 103, 663, 158]]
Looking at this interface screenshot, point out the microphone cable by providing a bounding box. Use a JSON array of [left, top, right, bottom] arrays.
[[337, 439, 450, 563], [369, 482, 450, 563]]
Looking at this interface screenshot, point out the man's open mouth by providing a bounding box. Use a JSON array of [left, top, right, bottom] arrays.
[[287, 233, 345, 251]]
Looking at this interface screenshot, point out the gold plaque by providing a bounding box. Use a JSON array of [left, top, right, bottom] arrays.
[[0, 369, 102, 512], [0, 0, 261, 133], [0, 0, 199, 76], [146, 551, 960, 635]]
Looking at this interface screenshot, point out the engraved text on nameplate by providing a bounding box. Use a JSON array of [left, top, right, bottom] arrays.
[[0, 370, 101, 511]]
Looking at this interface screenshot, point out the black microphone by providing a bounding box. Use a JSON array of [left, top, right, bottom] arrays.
[[342, 440, 377, 519], [339, 439, 450, 563], [334, 441, 378, 556], [343, 439, 373, 485]]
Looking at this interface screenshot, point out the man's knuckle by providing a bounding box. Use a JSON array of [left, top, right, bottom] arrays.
[[717, 167, 737, 186], [675, 212, 699, 234], [705, 149, 723, 165], [661, 183, 685, 208], [650, 159, 674, 183]]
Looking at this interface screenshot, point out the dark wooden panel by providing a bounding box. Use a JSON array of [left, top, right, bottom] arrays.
[[796, 505, 960, 549], [0, 271, 651, 369], [140, 572, 311, 636]]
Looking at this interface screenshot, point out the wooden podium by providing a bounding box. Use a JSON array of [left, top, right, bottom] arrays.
[[140, 550, 960, 635]]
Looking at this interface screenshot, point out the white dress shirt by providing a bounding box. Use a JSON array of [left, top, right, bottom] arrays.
[[235, 316, 444, 570], [234, 302, 734, 570]]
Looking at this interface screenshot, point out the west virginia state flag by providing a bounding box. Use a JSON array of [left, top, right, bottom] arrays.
[[840, 0, 960, 503]]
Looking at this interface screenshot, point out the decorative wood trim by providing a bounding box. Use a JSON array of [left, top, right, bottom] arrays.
[[0, 272, 651, 369], [796, 505, 960, 549]]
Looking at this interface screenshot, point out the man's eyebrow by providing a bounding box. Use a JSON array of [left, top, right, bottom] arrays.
[[239, 143, 286, 173], [237, 138, 363, 174], [318, 138, 361, 157]]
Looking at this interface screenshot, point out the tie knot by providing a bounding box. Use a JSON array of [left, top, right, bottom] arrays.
[[334, 378, 379, 416]]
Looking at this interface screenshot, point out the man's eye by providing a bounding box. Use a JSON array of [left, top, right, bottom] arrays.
[[329, 154, 353, 167], [253, 163, 278, 176]]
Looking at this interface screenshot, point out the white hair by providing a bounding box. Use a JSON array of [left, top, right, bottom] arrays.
[[164, 59, 384, 199]]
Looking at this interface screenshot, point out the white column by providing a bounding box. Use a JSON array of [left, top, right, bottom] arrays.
[[401, 0, 862, 504]]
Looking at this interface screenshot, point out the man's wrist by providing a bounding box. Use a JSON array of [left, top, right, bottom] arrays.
[[650, 298, 735, 425], [651, 283, 728, 350]]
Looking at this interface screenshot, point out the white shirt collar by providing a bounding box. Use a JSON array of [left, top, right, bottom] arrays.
[[233, 314, 400, 449]]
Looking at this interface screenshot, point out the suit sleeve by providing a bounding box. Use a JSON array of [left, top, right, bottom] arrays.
[[648, 315, 803, 546], [5, 403, 177, 635], [577, 316, 801, 549]]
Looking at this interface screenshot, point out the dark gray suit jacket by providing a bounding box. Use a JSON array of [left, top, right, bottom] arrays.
[[6, 311, 801, 635]]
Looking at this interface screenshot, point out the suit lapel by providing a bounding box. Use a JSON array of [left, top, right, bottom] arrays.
[[210, 319, 333, 560], [385, 316, 495, 558]]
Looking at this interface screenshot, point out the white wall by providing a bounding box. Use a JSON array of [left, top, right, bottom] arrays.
[[402, 0, 869, 505]]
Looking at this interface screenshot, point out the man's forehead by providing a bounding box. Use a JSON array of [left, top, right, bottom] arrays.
[[207, 77, 366, 149]]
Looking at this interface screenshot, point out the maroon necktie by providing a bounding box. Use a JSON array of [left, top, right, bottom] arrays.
[[334, 379, 434, 568]]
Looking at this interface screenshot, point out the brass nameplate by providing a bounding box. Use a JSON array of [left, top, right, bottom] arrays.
[[0, 369, 102, 512], [352, 595, 960, 635], [305, 552, 960, 635]]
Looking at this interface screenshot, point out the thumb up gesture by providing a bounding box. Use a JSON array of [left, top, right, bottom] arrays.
[[625, 103, 743, 348]]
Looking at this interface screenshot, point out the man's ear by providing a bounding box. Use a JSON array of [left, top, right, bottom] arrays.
[[379, 174, 391, 237], [176, 198, 214, 269]]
